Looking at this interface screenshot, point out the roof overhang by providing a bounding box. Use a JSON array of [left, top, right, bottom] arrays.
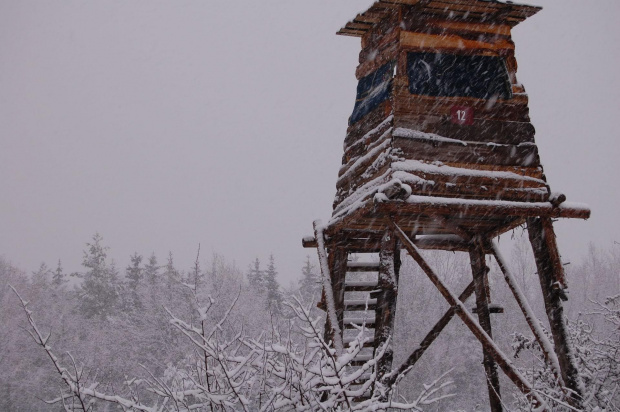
[[337, 0, 542, 37]]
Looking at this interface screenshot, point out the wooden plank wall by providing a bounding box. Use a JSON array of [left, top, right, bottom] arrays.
[[333, 2, 548, 213]]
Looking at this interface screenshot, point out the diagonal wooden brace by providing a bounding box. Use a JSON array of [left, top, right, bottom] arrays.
[[489, 240, 566, 390], [390, 219, 548, 409]]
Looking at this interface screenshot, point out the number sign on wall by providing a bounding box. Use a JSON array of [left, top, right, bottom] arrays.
[[451, 106, 474, 126]]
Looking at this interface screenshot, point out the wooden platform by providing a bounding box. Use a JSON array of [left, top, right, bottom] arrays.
[[308, 194, 590, 252]]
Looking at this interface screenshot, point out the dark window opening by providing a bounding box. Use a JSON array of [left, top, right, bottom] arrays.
[[407, 52, 512, 100], [349, 61, 395, 125]]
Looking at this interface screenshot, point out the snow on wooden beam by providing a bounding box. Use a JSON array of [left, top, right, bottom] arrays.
[[313, 221, 344, 355], [379, 196, 591, 220], [490, 240, 566, 393]]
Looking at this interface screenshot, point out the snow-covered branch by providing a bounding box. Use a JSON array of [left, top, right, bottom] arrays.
[[13, 283, 453, 411]]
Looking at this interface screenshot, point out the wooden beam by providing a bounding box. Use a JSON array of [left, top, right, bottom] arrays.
[[302, 235, 317, 248], [428, 19, 512, 36], [313, 221, 344, 354], [527, 217, 585, 408], [391, 219, 548, 408], [327, 196, 590, 239], [303, 234, 476, 252], [329, 248, 348, 345], [392, 135, 540, 168], [347, 262, 381, 272], [400, 31, 515, 52], [374, 230, 400, 382], [380, 196, 591, 220], [469, 237, 502, 411], [489, 240, 566, 392]]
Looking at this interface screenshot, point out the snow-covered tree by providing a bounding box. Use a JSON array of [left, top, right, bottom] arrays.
[[31, 262, 52, 285], [298, 255, 320, 302], [74, 233, 120, 319], [264, 254, 283, 313], [126, 252, 143, 286], [51, 259, 66, 288], [512, 296, 620, 410], [144, 252, 159, 284], [247, 257, 264, 292], [124, 252, 144, 311]]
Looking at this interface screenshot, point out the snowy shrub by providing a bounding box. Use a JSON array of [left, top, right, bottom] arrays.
[[12, 285, 453, 411], [511, 296, 620, 411]]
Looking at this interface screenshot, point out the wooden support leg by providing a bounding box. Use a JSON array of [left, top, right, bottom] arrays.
[[527, 217, 584, 407], [391, 220, 548, 408], [469, 237, 502, 412], [314, 221, 344, 353], [323, 248, 348, 347], [374, 230, 400, 380]]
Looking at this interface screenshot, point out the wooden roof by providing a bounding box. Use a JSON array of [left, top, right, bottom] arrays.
[[337, 0, 542, 37]]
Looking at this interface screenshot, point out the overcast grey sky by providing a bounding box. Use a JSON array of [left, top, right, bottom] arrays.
[[1, 1, 619, 283]]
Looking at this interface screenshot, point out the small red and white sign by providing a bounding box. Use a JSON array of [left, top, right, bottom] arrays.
[[451, 106, 474, 126]]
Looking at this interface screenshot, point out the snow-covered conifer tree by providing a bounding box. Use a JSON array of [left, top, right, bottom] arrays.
[[51, 259, 66, 287], [124, 252, 144, 311], [143, 252, 159, 284], [74, 233, 120, 319], [264, 254, 283, 313], [299, 255, 320, 301], [247, 257, 265, 292], [31, 262, 51, 285]]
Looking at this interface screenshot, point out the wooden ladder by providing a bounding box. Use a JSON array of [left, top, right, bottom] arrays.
[[342, 260, 380, 399]]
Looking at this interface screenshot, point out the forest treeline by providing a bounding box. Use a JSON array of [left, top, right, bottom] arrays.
[[1, 233, 620, 410], [0, 234, 323, 410]]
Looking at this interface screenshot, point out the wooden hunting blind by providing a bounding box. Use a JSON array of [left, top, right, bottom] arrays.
[[303, 0, 591, 410]]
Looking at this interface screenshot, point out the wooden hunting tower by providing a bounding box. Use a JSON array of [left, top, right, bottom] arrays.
[[304, 0, 591, 410]]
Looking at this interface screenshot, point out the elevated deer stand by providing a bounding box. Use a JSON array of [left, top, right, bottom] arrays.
[[304, 1, 590, 410]]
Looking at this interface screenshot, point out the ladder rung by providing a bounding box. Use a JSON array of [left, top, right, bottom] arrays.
[[344, 299, 377, 306], [471, 304, 505, 314], [345, 324, 375, 330], [345, 305, 376, 311], [344, 299, 377, 311], [351, 359, 376, 366], [345, 341, 375, 348], [344, 281, 378, 291], [344, 317, 376, 325], [347, 262, 380, 272], [345, 281, 378, 287], [353, 353, 374, 361], [343, 336, 375, 344]]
